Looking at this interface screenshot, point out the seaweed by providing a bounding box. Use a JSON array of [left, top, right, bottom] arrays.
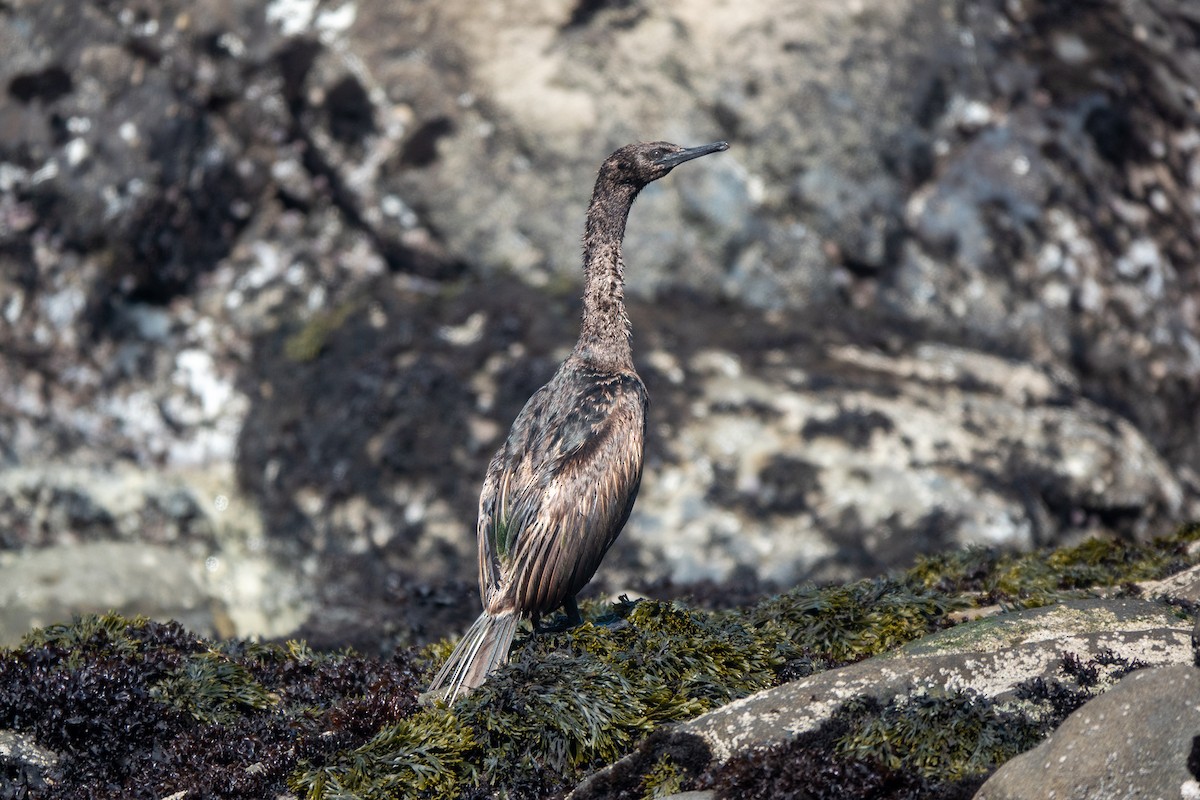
[[290, 710, 478, 800], [837, 689, 1042, 781], [702, 697, 981, 800], [909, 522, 1200, 604], [150, 650, 279, 725], [300, 598, 793, 798], [1012, 648, 1151, 732], [742, 578, 965, 665], [0, 614, 420, 799], [2, 523, 1197, 799]]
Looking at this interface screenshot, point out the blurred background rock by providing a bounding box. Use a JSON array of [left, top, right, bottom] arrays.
[[1, 0, 1197, 653]]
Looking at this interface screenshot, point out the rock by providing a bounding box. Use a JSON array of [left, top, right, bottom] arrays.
[[624, 340, 1188, 588], [687, 598, 1187, 760], [974, 665, 1200, 800], [1, 0, 1199, 653], [0, 541, 211, 642], [0, 465, 310, 647], [573, 596, 1192, 794], [0, 729, 59, 794], [1140, 560, 1200, 603]]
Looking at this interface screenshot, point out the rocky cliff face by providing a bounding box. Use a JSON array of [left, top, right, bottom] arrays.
[[0, 0, 1198, 648]]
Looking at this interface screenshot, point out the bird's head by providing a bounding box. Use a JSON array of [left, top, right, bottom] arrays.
[[599, 140, 729, 188]]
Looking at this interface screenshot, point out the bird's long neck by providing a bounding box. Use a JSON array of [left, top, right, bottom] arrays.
[[574, 179, 640, 370]]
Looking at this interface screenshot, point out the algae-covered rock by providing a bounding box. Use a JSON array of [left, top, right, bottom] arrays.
[[570, 526, 1200, 799], [0, 614, 420, 798], [673, 598, 1186, 761], [3, 526, 1196, 799]]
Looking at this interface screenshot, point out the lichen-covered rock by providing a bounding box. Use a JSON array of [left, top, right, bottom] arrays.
[[0, 541, 211, 639], [974, 664, 1200, 800], [0, 465, 310, 646], [673, 598, 1188, 766], [628, 341, 1189, 588], [571, 528, 1200, 798], [1, 0, 1199, 655], [0, 729, 58, 795]]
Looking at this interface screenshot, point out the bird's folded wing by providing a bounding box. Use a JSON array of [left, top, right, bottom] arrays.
[[478, 373, 646, 614]]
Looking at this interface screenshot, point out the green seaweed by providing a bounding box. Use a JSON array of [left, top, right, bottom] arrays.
[[291, 710, 478, 800], [907, 522, 1200, 604], [307, 597, 797, 796], [20, 611, 149, 649], [742, 578, 966, 663], [150, 649, 279, 724], [837, 688, 1042, 781], [311, 598, 793, 798], [640, 751, 688, 799], [18, 612, 162, 671]]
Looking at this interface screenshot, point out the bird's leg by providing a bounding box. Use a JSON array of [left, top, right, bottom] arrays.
[[563, 595, 583, 627], [532, 596, 584, 633]]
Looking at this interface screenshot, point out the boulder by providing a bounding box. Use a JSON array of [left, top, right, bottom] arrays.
[[0, 0, 1197, 652], [974, 664, 1200, 800], [571, 595, 1193, 797]]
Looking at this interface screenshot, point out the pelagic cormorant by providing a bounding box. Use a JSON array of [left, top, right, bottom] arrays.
[[428, 140, 730, 702]]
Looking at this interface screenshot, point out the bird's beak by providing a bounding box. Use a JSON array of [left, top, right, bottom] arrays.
[[655, 141, 730, 168]]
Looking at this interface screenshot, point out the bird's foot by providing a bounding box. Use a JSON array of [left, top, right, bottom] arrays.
[[533, 616, 574, 633]]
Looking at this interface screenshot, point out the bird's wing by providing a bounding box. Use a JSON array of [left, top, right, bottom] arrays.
[[476, 453, 506, 601], [477, 380, 556, 605], [477, 371, 647, 616]]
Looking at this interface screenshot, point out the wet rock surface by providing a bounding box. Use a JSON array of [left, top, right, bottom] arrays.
[[0, 0, 1198, 653]]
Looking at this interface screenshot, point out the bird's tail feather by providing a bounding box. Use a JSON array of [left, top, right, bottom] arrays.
[[427, 610, 519, 703]]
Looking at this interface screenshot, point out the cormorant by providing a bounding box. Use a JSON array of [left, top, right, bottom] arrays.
[[428, 140, 730, 702]]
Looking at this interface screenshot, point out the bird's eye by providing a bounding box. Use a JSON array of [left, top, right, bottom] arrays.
[[649, 148, 666, 161]]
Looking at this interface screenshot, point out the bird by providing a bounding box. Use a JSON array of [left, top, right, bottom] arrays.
[[428, 140, 730, 702]]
